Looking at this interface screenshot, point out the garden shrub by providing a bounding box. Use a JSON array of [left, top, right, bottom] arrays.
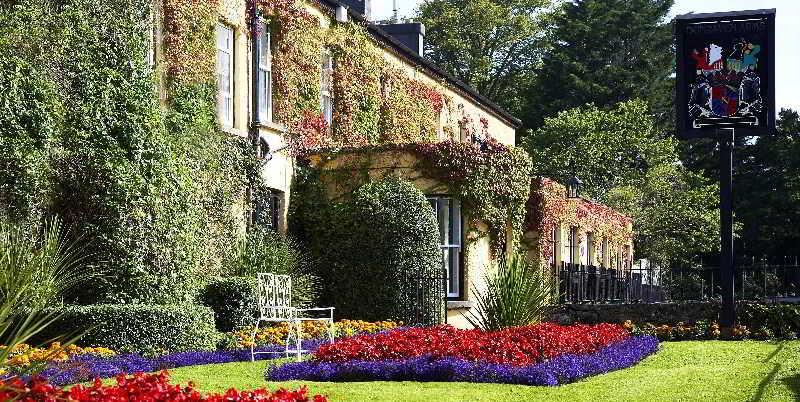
[[739, 303, 800, 339], [200, 277, 258, 332], [290, 173, 443, 324], [34, 304, 219, 355]]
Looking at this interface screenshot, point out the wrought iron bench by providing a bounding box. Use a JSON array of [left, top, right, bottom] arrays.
[[250, 273, 335, 362]]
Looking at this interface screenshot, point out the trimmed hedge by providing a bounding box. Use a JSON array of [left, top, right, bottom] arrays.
[[36, 304, 219, 356], [200, 277, 258, 332]]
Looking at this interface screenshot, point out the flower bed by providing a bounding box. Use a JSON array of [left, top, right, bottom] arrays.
[[0, 342, 115, 369], [314, 323, 628, 366], [270, 335, 658, 386], [624, 320, 765, 341], [268, 323, 658, 386], [0, 372, 326, 401]]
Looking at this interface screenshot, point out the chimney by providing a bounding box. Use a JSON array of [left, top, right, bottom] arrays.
[[380, 23, 425, 55], [338, 0, 372, 20]]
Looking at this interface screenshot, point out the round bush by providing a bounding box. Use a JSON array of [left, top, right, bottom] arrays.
[[292, 174, 443, 324]]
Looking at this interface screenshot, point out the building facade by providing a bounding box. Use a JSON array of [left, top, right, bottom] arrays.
[[151, 0, 634, 327]]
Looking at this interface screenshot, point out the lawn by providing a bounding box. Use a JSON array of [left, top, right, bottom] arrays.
[[165, 341, 800, 402]]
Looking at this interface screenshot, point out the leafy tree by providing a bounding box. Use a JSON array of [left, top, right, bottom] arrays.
[[522, 100, 719, 265], [604, 164, 719, 266], [417, 0, 550, 114], [523, 0, 674, 131], [523, 100, 675, 199], [732, 109, 800, 256]]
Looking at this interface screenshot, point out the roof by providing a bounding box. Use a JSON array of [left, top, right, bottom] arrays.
[[315, 0, 523, 129]]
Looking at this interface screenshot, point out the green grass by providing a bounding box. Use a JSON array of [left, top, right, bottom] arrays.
[[165, 341, 800, 402]]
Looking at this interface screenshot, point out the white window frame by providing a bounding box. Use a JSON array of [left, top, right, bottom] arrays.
[[586, 232, 595, 266], [217, 23, 234, 128], [256, 19, 272, 123], [320, 50, 334, 125], [566, 226, 579, 265], [429, 196, 462, 298]]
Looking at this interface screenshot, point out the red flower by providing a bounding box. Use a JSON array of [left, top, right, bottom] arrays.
[[313, 323, 628, 366], [0, 372, 327, 402]]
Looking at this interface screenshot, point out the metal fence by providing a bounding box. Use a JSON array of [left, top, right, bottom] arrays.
[[669, 257, 800, 302], [557, 262, 666, 304], [556, 257, 800, 304], [400, 268, 448, 326]]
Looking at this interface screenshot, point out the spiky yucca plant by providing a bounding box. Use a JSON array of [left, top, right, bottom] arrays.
[[0, 218, 90, 375], [465, 254, 556, 331]]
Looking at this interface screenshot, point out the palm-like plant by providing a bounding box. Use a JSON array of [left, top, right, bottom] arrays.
[[465, 253, 556, 331], [0, 218, 91, 376]]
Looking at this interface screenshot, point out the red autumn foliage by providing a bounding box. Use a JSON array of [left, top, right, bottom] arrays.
[[313, 322, 629, 367], [0, 372, 327, 402]]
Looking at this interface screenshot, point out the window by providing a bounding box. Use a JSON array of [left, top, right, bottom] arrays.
[[586, 232, 595, 266], [255, 19, 272, 123], [428, 197, 462, 298], [216, 23, 234, 128], [269, 191, 281, 231], [253, 188, 282, 232], [601, 238, 608, 267], [566, 226, 579, 265], [320, 50, 334, 125]]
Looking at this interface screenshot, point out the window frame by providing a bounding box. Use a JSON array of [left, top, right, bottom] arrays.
[[428, 195, 464, 299], [320, 50, 334, 125], [254, 18, 273, 124], [567, 226, 579, 266], [216, 23, 235, 128]]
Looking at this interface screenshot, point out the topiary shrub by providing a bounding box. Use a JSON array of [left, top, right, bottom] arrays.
[[199, 277, 257, 332], [291, 173, 443, 324], [34, 304, 219, 356]]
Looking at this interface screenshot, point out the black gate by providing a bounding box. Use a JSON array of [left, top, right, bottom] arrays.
[[399, 268, 447, 326]]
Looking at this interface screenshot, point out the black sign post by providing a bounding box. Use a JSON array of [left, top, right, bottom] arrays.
[[675, 9, 776, 328]]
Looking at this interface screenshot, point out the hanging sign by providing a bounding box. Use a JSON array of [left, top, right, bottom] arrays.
[[675, 9, 776, 138]]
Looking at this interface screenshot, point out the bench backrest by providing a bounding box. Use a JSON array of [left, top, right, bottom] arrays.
[[256, 273, 293, 319]]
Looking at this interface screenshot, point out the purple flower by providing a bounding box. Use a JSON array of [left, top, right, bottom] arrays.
[[37, 339, 331, 386], [267, 335, 659, 386]]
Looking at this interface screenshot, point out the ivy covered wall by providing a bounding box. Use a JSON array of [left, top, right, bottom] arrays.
[[524, 178, 634, 266], [0, 0, 257, 304]]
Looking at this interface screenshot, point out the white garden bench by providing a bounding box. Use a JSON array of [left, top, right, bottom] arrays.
[[250, 273, 335, 362]]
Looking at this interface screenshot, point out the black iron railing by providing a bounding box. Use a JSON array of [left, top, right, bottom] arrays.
[[400, 268, 448, 326], [669, 257, 800, 301], [556, 257, 800, 304], [556, 262, 666, 304]]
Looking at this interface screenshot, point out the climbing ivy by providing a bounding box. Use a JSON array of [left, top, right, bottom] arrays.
[[0, 0, 254, 304]]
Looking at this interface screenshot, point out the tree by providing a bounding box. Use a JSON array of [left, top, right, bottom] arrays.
[[731, 109, 800, 256], [522, 100, 719, 265], [523, 100, 675, 199], [523, 0, 674, 131], [678, 109, 800, 257], [416, 0, 550, 114]]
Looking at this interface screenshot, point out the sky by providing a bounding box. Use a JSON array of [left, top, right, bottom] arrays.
[[371, 0, 800, 112]]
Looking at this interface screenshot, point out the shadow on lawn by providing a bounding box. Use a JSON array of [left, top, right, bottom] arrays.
[[751, 342, 799, 402], [781, 374, 800, 401]]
